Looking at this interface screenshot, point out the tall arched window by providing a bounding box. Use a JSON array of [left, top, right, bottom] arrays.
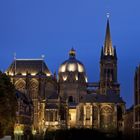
[[29, 79, 38, 99], [15, 79, 26, 93], [100, 106, 113, 129], [86, 106, 90, 120], [93, 106, 98, 120]]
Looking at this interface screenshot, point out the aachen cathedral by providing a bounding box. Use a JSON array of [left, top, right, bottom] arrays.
[[6, 17, 126, 136]]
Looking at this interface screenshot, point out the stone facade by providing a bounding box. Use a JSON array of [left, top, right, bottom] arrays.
[[124, 106, 134, 139], [6, 59, 57, 133], [14, 90, 33, 139]]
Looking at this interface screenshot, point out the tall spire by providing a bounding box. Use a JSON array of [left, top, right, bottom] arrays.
[[104, 13, 114, 56]]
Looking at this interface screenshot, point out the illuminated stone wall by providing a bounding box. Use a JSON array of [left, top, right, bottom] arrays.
[[10, 74, 57, 133]]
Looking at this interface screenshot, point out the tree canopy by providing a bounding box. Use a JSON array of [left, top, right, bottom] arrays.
[[0, 71, 17, 137]]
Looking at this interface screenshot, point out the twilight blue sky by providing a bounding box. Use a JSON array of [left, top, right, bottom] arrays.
[[0, 0, 140, 108]]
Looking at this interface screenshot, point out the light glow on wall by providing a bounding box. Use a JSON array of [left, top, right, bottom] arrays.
[[75, 75, 78, 80], [32, 129, 37, 135], [104, 45, 114, 56], [14, 124, 24, 135], [69, 109, 76, 127], [85, 77, 88, 82], [46, 73, 51, 76], [9, 72, 14, 76], [31, 73, 36, 76], [60, 65, 66, 72], [78, 64, 84, 72], [68, 64, 76, 72], [63, 75, 67, 81], [22, 73, 26, 76]]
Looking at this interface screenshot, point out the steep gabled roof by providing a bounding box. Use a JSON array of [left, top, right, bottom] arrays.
[[6, 59, 51, 75]]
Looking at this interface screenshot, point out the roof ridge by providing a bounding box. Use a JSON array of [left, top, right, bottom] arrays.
[[16, 59, 44, 61]]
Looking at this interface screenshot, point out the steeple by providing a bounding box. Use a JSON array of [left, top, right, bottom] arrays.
[[99, 14, 119, 95], [104, 14, 114, 56]]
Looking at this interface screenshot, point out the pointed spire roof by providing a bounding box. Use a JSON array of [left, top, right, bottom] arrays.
[[104, 14, 114, 56]]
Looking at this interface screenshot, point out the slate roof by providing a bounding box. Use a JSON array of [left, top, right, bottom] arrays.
[[6, 59, 51, 75], [81, 92, 125, 104]]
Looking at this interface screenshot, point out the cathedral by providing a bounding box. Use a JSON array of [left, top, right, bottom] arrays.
[[6, 17, 125, 135]]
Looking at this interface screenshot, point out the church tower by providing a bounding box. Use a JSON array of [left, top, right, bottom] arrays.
[[100, 15, 120, 95]]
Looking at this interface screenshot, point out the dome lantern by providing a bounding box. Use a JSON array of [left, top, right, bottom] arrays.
[[69, 48, 76, 58]]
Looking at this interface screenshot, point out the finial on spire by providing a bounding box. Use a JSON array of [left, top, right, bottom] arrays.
[[14, 53, 16, 60], [106, 12, 110, 19], [41, 54, 45, 60]]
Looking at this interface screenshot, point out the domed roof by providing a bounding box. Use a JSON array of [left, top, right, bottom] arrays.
[[59, 48, 85, 73], [59, 48, 87, 82]]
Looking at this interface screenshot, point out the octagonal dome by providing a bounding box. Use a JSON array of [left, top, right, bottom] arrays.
[[58, 48, 87, 82]]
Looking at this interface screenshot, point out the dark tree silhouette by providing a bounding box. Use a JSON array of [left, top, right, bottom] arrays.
[[0, 71, 17, 138]]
